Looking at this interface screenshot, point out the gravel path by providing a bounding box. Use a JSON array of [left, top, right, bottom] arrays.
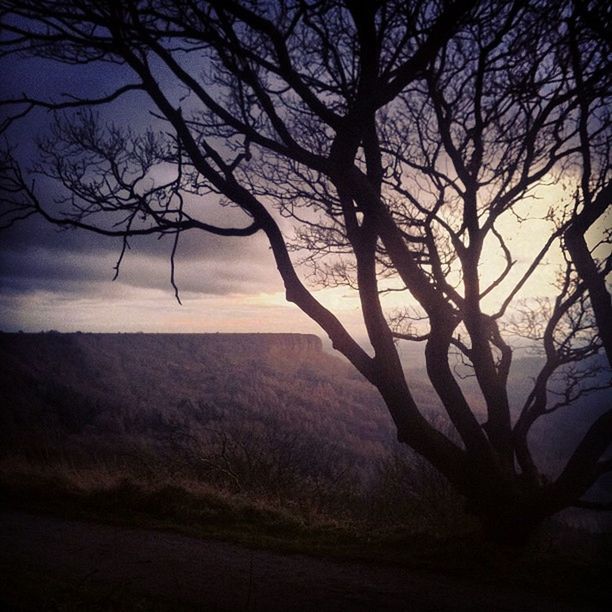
[[0, 511, 604, 611]]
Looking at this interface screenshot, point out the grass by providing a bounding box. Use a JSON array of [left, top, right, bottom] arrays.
[[1, 451, 611, 612], [1, 461, 610, 606]]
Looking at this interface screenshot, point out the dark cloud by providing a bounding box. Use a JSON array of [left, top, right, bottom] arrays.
[[0, 161, 342, 335], [0, 160, 284, 330], [0, 40, 291, 332]]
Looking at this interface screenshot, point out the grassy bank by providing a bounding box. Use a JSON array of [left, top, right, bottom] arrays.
[[2, 460, 610, 603]]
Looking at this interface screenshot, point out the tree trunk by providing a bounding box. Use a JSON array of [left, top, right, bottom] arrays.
[[464, 479, 552, 545], [476, 506, 545, 545]]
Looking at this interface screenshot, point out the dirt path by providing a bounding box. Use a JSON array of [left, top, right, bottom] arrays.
[[0, 510, 605, 611]]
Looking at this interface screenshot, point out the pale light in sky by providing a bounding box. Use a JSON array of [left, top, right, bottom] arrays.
[[1, 178, 605, 339]]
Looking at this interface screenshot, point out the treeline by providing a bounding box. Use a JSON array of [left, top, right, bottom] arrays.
[[0, 333, 463, 532], [3, 333, 605, 530]]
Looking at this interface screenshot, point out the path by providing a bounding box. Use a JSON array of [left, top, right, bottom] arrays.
[[0, 511, 604, 611]]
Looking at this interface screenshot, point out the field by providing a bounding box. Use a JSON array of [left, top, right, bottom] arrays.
[[0, 332, 610, 609]]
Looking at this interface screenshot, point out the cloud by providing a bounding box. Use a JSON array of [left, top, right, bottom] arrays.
[[0, 201, 291, 332], [1, 232, 281, 295], [0, 47, 304, 333], [0, 284, 322, 335]]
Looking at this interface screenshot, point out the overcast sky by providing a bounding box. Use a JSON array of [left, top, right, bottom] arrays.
[[0, 47, 330, 335], [0, 28, 602, 341]]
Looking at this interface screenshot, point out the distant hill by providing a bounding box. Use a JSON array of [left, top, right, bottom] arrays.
[[0, 333, 441, 475], [0, 332, 468, 533], [1, 331, 609, 533], [0, 332, 607, 478]]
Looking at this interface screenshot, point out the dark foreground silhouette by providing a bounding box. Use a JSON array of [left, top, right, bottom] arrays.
[[0, 510, 606, 612]]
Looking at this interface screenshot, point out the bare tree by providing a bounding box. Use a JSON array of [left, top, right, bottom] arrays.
[[0, 0, 610, 541]]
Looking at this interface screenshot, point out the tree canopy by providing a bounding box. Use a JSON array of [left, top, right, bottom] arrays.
[[0, 0, 610, 540]]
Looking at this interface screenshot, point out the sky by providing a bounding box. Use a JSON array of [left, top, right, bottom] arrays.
[[0, 171, 582, 340], [0, 24, 604, 342], [0, 178, 336, 335], [0, 49, 327, 335]]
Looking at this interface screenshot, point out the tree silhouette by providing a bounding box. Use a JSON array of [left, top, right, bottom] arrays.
[[0, 0, 610, 541]]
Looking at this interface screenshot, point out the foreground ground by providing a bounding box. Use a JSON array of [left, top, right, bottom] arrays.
[[1, 510, 609, 611]]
